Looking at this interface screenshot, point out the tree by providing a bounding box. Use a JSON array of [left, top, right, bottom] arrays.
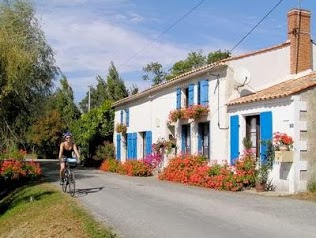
[[50, 76, 81, 128], [71, 100, 114, 165], [79, 62, 128, 113], [0, 0, 58, 149], [106, 61, 128, 101], [207, 50, 231, 64], [128, 84, 139, 95], [28, 110, 65, 159], [142, 62, 167, 86], [167, 51, 206, 79]]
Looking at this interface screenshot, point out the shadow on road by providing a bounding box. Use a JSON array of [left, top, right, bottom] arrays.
[[76, 187, 104, 197]]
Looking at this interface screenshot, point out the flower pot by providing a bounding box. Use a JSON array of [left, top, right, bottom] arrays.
[[255, 182, 266, 192], [279, 145, 289, 151]]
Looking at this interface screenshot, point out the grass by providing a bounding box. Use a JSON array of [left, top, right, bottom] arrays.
[[0, 183, 118, 238]]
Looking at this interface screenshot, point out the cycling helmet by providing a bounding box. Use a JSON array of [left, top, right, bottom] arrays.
[[63, 131, 72, 138]]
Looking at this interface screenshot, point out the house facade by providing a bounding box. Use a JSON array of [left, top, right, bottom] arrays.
[[113, 9, 316, 193]]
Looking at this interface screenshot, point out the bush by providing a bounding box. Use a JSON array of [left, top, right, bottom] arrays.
[[158, 154, 253, 192], [120, 160, 152, 177], [100, 159, 120, 172], [307, 166, 316, 192], [0, 159, 42, 181], [93, 142, 115, 161], [100, 159, 152, 177]]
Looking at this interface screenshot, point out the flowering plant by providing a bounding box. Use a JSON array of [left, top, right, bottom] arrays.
[[273, 132, 294, 149], [115, 123, 127, 134], [168, 109, 185, 123], [183, 104, 209, 120]]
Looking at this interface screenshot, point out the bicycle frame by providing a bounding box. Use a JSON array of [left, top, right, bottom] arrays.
[[61, 158, 76, 197]]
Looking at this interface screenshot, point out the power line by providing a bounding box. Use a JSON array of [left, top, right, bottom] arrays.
[[229, 0, 285, 53], [119, 0, 207, 66]]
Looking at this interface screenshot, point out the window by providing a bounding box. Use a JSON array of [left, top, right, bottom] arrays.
[[198, 122, 210, 159], [246, 115, 260, 158], [125, 108, 129, 127], [176, 88, 181, 109], [181, 124, 191, 153]]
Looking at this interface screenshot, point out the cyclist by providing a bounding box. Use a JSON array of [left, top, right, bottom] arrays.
[[58, 132, 80, 185]]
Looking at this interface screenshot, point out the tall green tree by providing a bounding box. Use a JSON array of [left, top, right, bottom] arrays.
[[79, 62, 128, 113], [106, 61, 128, 101], [50, 76, 81, 128], [0, 0, 58, 149]]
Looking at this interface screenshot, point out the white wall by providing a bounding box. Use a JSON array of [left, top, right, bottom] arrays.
[[227, 46, 290, 91]]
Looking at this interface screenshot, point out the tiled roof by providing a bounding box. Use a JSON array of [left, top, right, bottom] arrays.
[[228, 71, 316, 106]]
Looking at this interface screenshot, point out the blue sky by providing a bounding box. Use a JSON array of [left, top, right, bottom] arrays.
[[34, 0, 316, 103]]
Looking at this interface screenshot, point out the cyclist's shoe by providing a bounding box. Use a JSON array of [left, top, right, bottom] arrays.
[[59, 178, 64, 185]]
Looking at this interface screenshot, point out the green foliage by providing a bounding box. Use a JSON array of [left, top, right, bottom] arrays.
[[71, 100, 114, 162], [93, 142, 115, 161], [0, 0, 58, 149], [49, 76, 81, 128], [167, 51, 206, 79], [242, 136, 253, 149], [27, 110, 65, 159], [79, 62, 128, 113], [308, 166, 316, 192], [207, 50, 231, 64], [142, 62, 167, 85]]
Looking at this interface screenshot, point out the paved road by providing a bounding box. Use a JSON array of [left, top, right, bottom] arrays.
[[40, 160, 316, 238]]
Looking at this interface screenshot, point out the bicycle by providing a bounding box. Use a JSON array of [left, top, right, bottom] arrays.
[[61, 157, 78, 197]]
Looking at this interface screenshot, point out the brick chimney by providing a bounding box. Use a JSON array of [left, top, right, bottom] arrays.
[[287, 9, 312, 74]]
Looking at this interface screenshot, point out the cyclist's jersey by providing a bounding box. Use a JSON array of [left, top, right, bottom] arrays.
[[63, 148, 74, 158]]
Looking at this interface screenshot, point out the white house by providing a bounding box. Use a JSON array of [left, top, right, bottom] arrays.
[[112, 8, 316, 193]]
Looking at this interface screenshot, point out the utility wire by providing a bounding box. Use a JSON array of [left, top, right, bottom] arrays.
[[120, 0, 206, 66], [229, 0, 285, 53]]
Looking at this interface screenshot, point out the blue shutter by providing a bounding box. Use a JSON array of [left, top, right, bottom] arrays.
[[120, 110, 123, 124], [230, 115, 239, 165], [176, 88, 181, 109], [198, 81, 201, 104], [188, 84, 194, 106], [260, 111, 273, 164], [201, 80, 209, 105], [181, 125, 186, 153], [145, 131, 152, 156], [198, 124, 202, 154], [132, 133, 137, 159], [125, 108, 129, 127], [127, 133, 132, 159], [116, 134, 121, 160]]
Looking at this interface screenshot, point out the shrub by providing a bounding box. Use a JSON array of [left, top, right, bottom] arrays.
[[100, 159, 120, 172], [120, 160, 152, 177], [93, 142, 115, 161], [0, 160, 41, 181]]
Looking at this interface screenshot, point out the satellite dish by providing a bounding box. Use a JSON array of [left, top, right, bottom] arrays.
[[234, 68, 251, 86]]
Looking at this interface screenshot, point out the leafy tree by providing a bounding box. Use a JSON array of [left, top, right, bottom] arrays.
[[106, 61, 128, 101], [128, 84, 139, 95], [207, 50, 231, 64], [0, 0, 58, 149], [50, 76, 81, 128], [71, 100, 114, 165], [167, 51, 206, 80], [79, 62, 128, 112], [142, 62, 167, 86], [28, 110, 65, 159]]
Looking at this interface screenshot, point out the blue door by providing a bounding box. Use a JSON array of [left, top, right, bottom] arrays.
[[230, 115, 239, 165], [260, 111, 273, 164]]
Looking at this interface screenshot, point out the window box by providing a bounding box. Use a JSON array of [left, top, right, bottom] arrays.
[[274, 151, 293, 163]]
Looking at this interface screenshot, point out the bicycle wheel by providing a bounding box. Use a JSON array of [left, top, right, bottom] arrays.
[[68, 170, 76, 197], [62, 170, 68, 193]]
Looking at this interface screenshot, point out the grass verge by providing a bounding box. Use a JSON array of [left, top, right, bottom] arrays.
[[0, 183, 118, 238]]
